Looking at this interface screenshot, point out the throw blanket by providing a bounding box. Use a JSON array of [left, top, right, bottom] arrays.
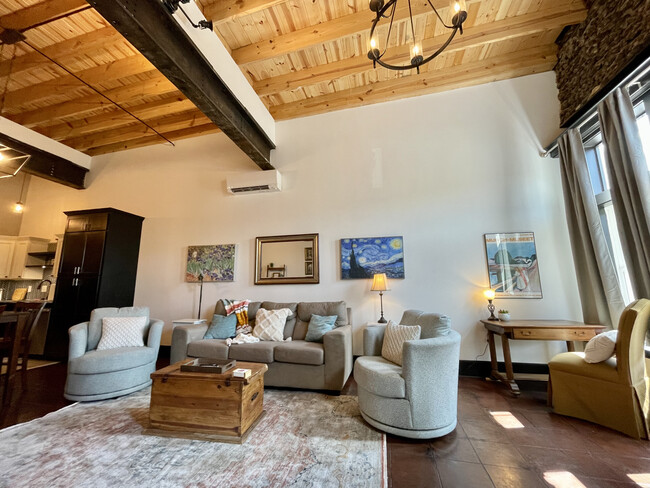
[[222, 299, 251, 334], [226, 333, 260, 346]]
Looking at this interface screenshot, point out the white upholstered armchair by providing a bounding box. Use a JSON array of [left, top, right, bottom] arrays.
[[353, 310, 461, 438]]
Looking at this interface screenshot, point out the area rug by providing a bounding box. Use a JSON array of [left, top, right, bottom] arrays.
[[0, 388, 386, 488]]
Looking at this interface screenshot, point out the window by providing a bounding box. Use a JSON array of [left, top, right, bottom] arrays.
[[584, 96, 650, 305]]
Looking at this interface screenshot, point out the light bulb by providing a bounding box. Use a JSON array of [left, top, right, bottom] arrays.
[[0, 152, 4, 161], [13, 202, 24, 213], [370, 38, 377, 49], [454, 1, 460, 12], [484, 289, 496, 300]]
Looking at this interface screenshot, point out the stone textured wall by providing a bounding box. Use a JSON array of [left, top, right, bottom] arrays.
[[555, 0, 650, 126]]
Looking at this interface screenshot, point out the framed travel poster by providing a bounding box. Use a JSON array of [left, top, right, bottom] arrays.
[[484, 232, 542, 298]]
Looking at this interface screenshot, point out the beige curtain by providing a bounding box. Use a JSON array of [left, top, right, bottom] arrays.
[[598, 87, 650, 301], [558, 129, 625, 328]]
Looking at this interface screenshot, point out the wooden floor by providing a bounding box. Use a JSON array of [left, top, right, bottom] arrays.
[[2, 361, 649, 487]]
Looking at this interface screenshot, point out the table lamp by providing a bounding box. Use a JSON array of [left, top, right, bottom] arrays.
[[484, 289, 498, 320], [371, 273, 389, 323]]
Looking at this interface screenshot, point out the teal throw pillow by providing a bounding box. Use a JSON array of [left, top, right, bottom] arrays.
[[305, 314, 338, 343], [204, 314, 237, 339]]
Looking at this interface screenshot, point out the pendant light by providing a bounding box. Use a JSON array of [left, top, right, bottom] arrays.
[[13, 173, 28, 213]]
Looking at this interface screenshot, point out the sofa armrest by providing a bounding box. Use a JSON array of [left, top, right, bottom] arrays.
[[363, 324, 386, 356], [402, 330, 461, 430], [146, 319, 164, 355], [323, 324, 353, 390], [170, 323, 208, 364], [68, 322, 89, 361]]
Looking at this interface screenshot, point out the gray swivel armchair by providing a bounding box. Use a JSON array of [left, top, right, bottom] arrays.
[[354, 310, 461, 438], [64, 307, 163, 401]]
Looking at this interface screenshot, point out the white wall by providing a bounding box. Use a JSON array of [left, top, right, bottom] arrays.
[[18, 71, 582, 362]]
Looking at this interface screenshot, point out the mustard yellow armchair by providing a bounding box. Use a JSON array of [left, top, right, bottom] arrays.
[[548, 298, 650, 439]]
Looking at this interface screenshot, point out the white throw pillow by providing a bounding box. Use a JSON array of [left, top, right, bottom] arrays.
[[96, 316, 148, 351], [584, 330, 618, 363], [381, 320, 421, 366], [253, 308, 292, 341]]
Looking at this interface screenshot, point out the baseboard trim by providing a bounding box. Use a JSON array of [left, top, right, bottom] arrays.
[[459, 360, 549, 378]]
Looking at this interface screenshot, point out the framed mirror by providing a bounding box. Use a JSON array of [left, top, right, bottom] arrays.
[[255, 233, 319, 285]]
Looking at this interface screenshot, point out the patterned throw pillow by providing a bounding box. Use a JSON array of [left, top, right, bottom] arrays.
[[381, 320, 421, 366], [253, 308, 292, 341], [584, 330, 618, 363], [96, 316, 148, 351], [222, 299, 251, 334], [204, 314, 237, 339]]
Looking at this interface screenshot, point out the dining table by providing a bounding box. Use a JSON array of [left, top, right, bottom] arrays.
[[1, 312, 28, 407]]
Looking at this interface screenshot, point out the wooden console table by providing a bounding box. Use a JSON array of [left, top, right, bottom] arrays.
[[480, 319, 605, 395]]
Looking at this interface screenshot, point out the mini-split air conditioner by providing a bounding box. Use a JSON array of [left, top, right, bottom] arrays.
[[226, 169, 282, 194]]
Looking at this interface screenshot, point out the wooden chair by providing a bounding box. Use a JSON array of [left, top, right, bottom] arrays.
[[0, 312, 29, 406], [12, 302, 47, 389]]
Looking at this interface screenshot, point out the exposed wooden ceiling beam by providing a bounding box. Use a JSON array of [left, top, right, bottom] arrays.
[[203, 0, 287, 24], [0, 27, 122, 78], [230, 0, 449, 65], [62, 109, 210, 151], [36, 93, 192, 140], [7, 72, 174, 127], [254, 6, 586, 97], [90, 0, 275, 169], [0, 132, 87, 189], [85, 123, 221, 156], [269, 45, 557, 120], [3, 55, 153, 110], [0, 0, 88, 31]]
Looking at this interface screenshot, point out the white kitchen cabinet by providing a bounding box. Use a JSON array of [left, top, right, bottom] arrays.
[[0, 237, 15, 278], [0, 236, 50, 279]]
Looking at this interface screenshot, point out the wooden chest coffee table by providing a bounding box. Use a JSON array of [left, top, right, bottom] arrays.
[[144, 360, 268, 443]]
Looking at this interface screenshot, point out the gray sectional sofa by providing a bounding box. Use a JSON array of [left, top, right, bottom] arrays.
[[171, 300, 353, 392]]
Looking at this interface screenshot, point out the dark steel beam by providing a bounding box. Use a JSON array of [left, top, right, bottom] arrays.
[[87, 0, 275, 169], [0, 132, 87, 189]]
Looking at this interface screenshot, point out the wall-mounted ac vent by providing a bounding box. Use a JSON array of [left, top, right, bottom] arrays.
[[226, 170, 281, 195]]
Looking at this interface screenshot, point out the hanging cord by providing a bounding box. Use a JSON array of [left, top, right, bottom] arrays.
[[22, 39, 175, 146], [407, 0, 417, 49]]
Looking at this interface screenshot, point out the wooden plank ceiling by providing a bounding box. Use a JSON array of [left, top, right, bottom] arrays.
[[0, 0, 586, 157]]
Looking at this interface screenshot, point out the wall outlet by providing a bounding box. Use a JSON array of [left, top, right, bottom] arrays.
[[41, 284, 48, 292], [27, 286, 32, 292]]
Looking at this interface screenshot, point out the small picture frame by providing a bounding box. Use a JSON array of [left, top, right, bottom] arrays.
[[305, 261, 313, 276], [304, 247, 313, 261]]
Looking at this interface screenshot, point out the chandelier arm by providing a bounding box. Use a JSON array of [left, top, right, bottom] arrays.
[[369, 0, 398, 61], [426, 0, 454, 29], [407, 0, 417, 47], [373, 57, 422, 71], [419, 27, 459, 65]]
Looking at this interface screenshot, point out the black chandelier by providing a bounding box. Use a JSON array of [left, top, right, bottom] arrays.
[[367, 0, 468, 73]]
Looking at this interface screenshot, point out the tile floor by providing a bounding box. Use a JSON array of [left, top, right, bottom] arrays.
[[2, 361, 649, 487]]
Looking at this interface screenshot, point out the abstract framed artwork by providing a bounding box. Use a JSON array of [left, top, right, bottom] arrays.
[[341, 236, 404, 279], [484, 232, 542, 298], [186, 244, 235, 282]]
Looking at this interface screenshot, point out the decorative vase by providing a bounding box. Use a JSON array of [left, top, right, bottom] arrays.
[[499, 312, 510, 322]]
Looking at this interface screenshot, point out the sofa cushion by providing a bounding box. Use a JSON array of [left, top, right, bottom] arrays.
[[294, 302, 347, 340], [305, 314, 337, 343], [261, 301, 298, 339], [228, 341, 279, 362], [69, 346, 156, 375], [400, 310, 450, 339], [354, 356, 406, 399], [382, 320, 421, 366], [88, 307, 150, 351], [97, 316, 148, 350], [187, 339, 230, 360], [274, 341, 324, 365], [204, 314, 237, 339], [253, 308, 292, 341]]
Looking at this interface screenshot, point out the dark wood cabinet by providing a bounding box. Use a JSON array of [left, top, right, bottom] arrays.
[[45, 208, 144, 359]]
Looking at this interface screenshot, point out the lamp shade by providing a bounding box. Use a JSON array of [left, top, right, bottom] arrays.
[[371, 273, 389, 292], [483, 289, 496, 300]]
